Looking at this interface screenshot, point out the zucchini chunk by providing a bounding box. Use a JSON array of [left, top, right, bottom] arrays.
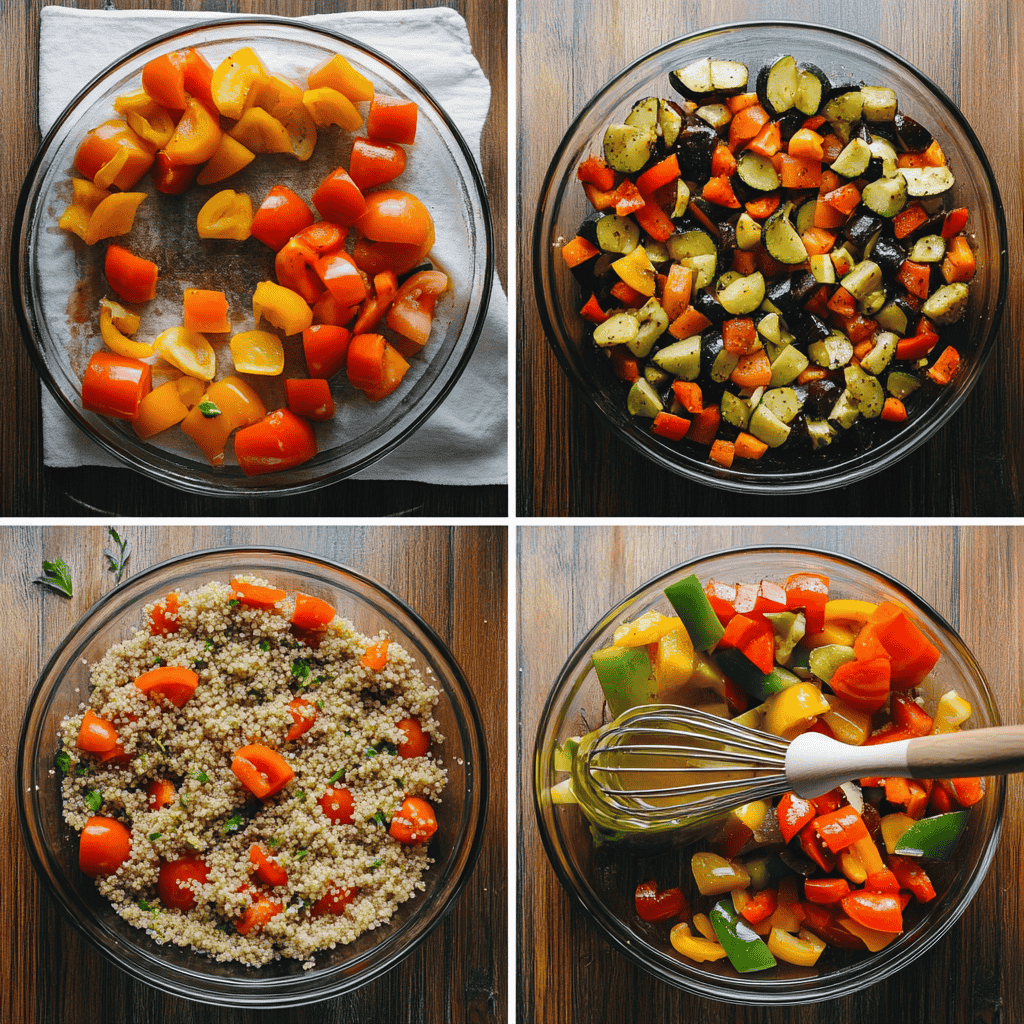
[[603, 122, 656, 173], [628, 298, 669, 357], [758, 55, 799, 115], [717, 272, 766, 315], [860, 86, 898, 122], [735, 211, 762, 251], [830, 138, 872, 178], [900, 166, 955, 197], [593, 312, 639, 348], [861, 175, 908, 218], [922, 283, 969, 325], [909, 234, 947, 264], [808, 331, 854, 370], [653, 336, 701, 380], [670, 58, 747, 99], [626, 379, 663, 417], [594, 213, 640, 254], [763, 201, 808, 265], [736, 151, 781, 192], [795, 64, 829, 116], [624, 97, 660, 131]]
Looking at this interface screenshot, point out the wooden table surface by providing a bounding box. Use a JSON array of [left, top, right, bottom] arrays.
[[517, 0, 1023, 516], [2, 0, 507, 517], [517, 524, 1024, 1024], [0, 524, 507, 1024]]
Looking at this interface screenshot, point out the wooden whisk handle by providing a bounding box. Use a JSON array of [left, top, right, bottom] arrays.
[[906, 725, 1024, 780]]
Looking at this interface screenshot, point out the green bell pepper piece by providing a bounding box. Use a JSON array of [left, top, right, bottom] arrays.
[[807, 643, 857, 683], [764, 609, 806, 665], [714, 648, 801, 702], [665, 574, 726, 652], [893, 810, 970, 860], [710, 896, 777, 973], [591, 645, 656, 718]]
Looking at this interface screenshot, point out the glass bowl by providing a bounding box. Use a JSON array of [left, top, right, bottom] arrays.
[[533, 22, 1007, 494], [533, 546, 1004, 1005], [12, 18, 493, 497], [18, 547, 487, 1008]]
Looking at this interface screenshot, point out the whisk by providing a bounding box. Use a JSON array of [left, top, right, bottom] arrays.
[[581, 704, 1024, 838]]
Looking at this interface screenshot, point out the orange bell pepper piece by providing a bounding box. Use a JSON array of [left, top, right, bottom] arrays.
[[133, 380, 192, 440], [211, 47, 270, 119], [183, 289, 230, 334], [253, 280, 314, 336], [234, 409, 318, 476], [180, 376, 266, 466], [74, 119, 155, 190], [385, 269, 449, 353], [164, 96, 222, 165], [366, 94, 418, 144], [307, 53, 375, 103], [83, 192, 147, 246], [195, 135, 256, 186], [349, 136, 407, 191], [81, 351, 152, 420], [302, 86, 363, 130]]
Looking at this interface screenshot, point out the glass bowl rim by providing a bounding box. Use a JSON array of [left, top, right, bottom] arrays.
[[532, 543, 1006, 1004], [17, 544, 490, 1006], [532, 20, 1009, 495], [12, 15, 495, 499]]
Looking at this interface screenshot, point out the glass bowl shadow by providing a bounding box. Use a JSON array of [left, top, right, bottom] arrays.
[[533, 22, 1007, 494], [18, 547, 487, 1008], [533, 546, 1003, 1005], [12, 17, 493, 497]]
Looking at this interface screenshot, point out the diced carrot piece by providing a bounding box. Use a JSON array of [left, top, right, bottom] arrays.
[[727, 92, 760, 114], [927, 346, 960, 386], [813, 200, 848, 230], [894, 203, 929, 239], [881, 397, 908, 422], [734, 431, 768, 460], [576, 155, 616, 191], [722, 317, 759, 355], [779, 153, 822, 189], [711, 143, 739, 178], [608, 345, 640, 383], [731, 249, 758, 275], [818, 169, 842, 195], [702, 175, 741, 209], [744, 194, 780, 220], [730, 350, 772, 388], [709, 439, 735, 468], [580, 293, 608, 324], [561, 235, 599, 268], [787, 128, 824, 161], [651, 411, 690, 441], [669, 306, 713, 339], [728, 105, 769, 150], [686, 404, 720, 445], [745, 120, 782, 158], [672, 380, 703, 413], [802, 228, 836, 256]]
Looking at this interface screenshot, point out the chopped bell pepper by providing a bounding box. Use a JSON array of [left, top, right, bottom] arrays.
[[195, 135, 256, 186], [931, 690, 973, 733], [180, 375, 266, 466], [164, 96, 222, 165], [74, 119, 155, 190], [133, 380, 191, 440], [153, 326, 216, 381], [664, 574, 726, 652], [99, 299, 152, 360], [854, 601, 940, 688], [590, 645, 656, 718], [59, 179, 110, 241], [709, 897, 777, 972], [196, 189, 253, 241], [839, 890, 903, 933], [893, 810, 970, 860], [634, 880, 688, 923], [183, 288, 230, 334], [252, 281, 313, 336], [691, 852, 750, 896], [307, 53, 375, 104], [670, 923, 728, 962], [113, 89, 176, 148], [228, 107, 291, 154], [654, 627, 695, 699], [767, 927, 825, 966], [230, 330, 285, 375], [762, 681, 830, 739], [613, 610, 682, 647], [836, 914, 898, 952], [84, 192, 148, 246], [888, 854, 937, 902], [211, 46, 270, 119], [777, 791, 816, 844], [784, 573, 829, 634], [302, 86, 363, 130]]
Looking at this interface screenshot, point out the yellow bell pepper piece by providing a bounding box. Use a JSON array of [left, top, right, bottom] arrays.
[[768, 876, 804, 932], [762, 682, 830, 740], [175, 376, 206, 408], [880, 812, 916, 854], [670, 923, 728, 963], [613, 609, 683, 647], [230, 330, 285, 375], [801, 622, 857, 649], [691, 851, 750, 896], [59, 179, 111, 240], [196, 189, 253, 241], [837, 915, 898, 952], [821, 694, 872, 745], [228, 107, 291, 154], [692, 912, 716, 941], [252, 281, 313, 336], [113, 89, 176, 148], [180, 375, 267, 466], [824, 599, 877, 626], [196, 135, 256, 186], [244, 74, 305, 117], [211, 46, 270, 119], [93, 147, 132, 191], [133, 380, 190, 440], [838, 845, 867, 885], [278, 102, 318, 162], [931, 689, 972, 734], [99, 299, 152, 359], [153, 326, 216, 381], [850, 834, 885, 875], [164, 97, 222, 165], [84, 191, 147, 246], [307, 54, 375, 103], [768, 928, 826, 966], [654, 626, 695, 696], [302, 86, 363, 131]]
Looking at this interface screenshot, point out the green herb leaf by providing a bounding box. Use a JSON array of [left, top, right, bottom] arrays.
[[365, 746, 378, 758], [372, 811, 387, 828], [148, 832, 161, 841], [228, 599, 240, 608], [223, 813, 243, 835], [259, 639, 270, 652], [191, 769, 210, 783], [84, 790, 102, 812], [291, 659, 311, 684], [315, 699, 324, 711], [205, 640, 214, 650], [75, 764, 89, 777], [179, 794, 188, 808], [328, 768, 344, 785], [295, 849, 308, 861], [198, 400, 222, 418], [154, 738, 166, 753], [268, 836, 281, 850], [296, 789, 306, 801], [152, 657, 165, 667], [138, 899, 153, 911], [104, 527, 132, 583], [55, 750, 71, 773], [371, 857, 383, 869], [34, 558, 73, 597], [380, 741, 398, 757]]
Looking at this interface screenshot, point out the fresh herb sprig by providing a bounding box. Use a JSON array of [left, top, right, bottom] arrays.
[[34, 558, 73, 597], [104, 527, 132, 583]]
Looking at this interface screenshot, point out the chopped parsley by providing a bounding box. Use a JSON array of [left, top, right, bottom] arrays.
[[151, 657, 166, 667], [315, 699, 324, 711], [154, 738, 166, 753], [295, 849, 308, 861], [365, 746, 378, 758], [138, 899, 153, 911], [205, 640, 215, 651], [75, 764, 89, 777], [34, 557, 73, 597], [179, 794, 189, 808], [198, 400, 222, 418], [148, 832, 161, 841], [328, 768, 344, 785], [228, 599, 240, 608], [296, 789, 306, 801], [259, 639, 270, 652], [371, 857, 383, 869], [55, 750, 71, 773], [84, 789, 102, 813], [291, 659, 311, 685], [268, 836, 282, 850], [191, 769, 209, 783], [372, 811, 387, 828], [223, 813, 243, 835]]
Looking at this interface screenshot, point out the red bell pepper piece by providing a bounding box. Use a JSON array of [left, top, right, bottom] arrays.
[[865, 869, 901, 894], [777, 792, 816, 844], [810, 787, 845, 816], [828, 657, 891, 714], [813, 806, 870, 854], [891, 693, 934, 736], [854, 602, 940, 688], [800, 903, 867, 950], [784, 573, 829, 633], [888, 854, 937, 902], [634, 880, 688, 923], [840, 890, 903, 933], [739, 887, 777, 924], [799, 822, 836, 872], [804, 877, 851, 904], [753, 580, 788, 615], [951, 776, 985, 807], [704, 580, 737, 625]]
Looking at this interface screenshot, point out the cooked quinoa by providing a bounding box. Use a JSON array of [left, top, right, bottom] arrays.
[[57, 577, 447, 968]]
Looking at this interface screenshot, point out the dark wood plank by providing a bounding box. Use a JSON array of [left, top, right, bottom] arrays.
[[518, 524, 1024, 1024], [518, 0, 1022, 515], [2, 0, 507, 516], [1, 525, 506, 1024]]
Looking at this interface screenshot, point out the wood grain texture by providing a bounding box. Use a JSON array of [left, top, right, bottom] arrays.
[[0, 524, 507, 1024], [518, 525, 1024, 1024], [1, 0, 507, 516], [517, 0, 1023, 515]]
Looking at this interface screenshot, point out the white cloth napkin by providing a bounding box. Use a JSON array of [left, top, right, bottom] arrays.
[[38, 5, 507, 486]]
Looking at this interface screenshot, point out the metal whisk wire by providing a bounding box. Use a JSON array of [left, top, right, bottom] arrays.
[[585, 706, 793, 825]]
